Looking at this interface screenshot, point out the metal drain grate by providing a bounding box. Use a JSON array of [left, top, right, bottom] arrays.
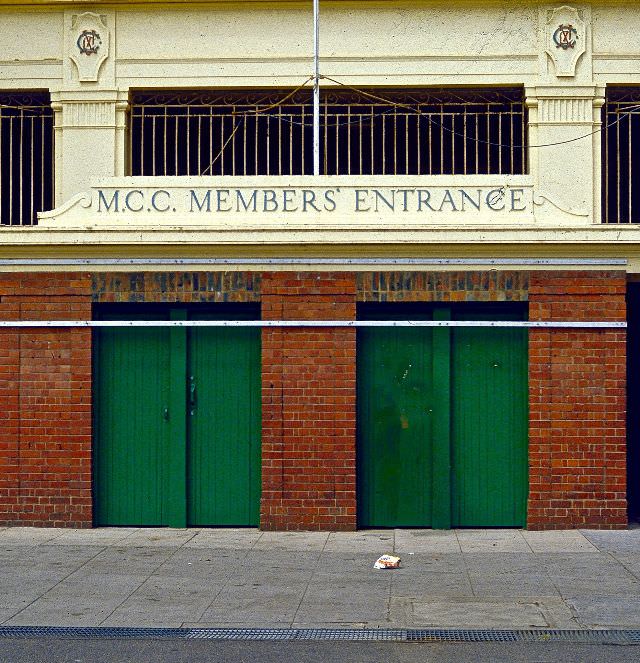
[[0, 627, 187, 639], [406, 629, 520, 642], [0, 626, 639, 643]]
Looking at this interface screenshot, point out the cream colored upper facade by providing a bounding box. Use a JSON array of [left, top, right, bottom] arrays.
[[1, 0, 640, 270]]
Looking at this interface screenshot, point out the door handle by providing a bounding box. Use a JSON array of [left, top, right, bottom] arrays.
[[188, 375, 197, 416], [162, 407, 169, 421]]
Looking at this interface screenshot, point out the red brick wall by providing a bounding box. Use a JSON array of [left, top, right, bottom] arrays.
[[0, 268, 630, 531], [528, 271, 627, 530], [0, 274, 92, 527], [261, 273, 357, 530]]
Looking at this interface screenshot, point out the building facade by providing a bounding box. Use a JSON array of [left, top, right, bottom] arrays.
[[0, 0, 636, 530]]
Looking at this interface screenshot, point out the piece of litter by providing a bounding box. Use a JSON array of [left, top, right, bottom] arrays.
[[373, 554, 401, 569]]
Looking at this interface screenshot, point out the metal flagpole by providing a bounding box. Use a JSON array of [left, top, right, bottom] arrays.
[[313, 0, 320, 176]]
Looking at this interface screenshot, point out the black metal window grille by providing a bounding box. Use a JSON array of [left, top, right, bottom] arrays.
[[0, 92, 54, 226], [603, 87, 640, 224], [129, 88, 527, 177]]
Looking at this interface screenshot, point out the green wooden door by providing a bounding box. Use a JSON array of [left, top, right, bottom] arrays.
[[357, 304, 528, 528], [93, 309, 172, 526], [451, 310, 528, 527], [357, 308, 435, 527], [187, 309, 261, 526], [93, 305, 260, 527]]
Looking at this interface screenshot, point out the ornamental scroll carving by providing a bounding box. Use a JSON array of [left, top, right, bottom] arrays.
[[546, 6, 586, 78], [69, 13, 110, 83]]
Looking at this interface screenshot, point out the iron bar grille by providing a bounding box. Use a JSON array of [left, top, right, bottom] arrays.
[[0, 92, 54, 226], [129, 88, 527, 177], [603, 88, 640, 224]]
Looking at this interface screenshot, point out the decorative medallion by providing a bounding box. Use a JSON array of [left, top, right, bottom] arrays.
[[545, 6, 586, 78], [553, 24, 578, 50], [77, 29, 102, 56], [69, 13, 110, 82]]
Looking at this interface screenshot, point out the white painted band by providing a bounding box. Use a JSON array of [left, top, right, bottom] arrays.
[[0, 320, 626, 329], [0, 258, 628, 267]]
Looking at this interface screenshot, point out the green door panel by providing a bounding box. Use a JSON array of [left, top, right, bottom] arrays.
[[357, 304, 528, 529], [93, 310, 172, 526], [187, 309, 261, 526], [357, 311, 435, 527], [451, 309, 528, 527], [93, 304, 261, 527]]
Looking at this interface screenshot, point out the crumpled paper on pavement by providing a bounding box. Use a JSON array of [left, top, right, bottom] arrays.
[[373, 554, 401, 569]]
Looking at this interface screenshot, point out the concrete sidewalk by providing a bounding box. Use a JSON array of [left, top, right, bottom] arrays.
[[0, 527, 639, 630]]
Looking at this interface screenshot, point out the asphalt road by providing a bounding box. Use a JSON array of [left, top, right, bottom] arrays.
[[0, 639, 638, 663]]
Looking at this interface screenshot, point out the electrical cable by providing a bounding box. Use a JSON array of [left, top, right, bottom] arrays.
[[321, 75, 640, 149]]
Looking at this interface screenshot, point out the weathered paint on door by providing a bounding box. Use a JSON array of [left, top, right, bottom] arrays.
[[357, 304, 528, 528], [451, 309, 528, 527], [357, 308, 435, 527], [93, 305, 261, 527], [187, 309, 261, 526]]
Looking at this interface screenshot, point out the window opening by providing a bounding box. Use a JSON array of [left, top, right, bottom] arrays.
[[129, 88, 527, 177], [0, 92, 54, 226], [603, 87, 640, 224]]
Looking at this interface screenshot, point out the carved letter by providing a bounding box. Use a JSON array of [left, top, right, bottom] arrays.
[[510, 189, 527, 212], [486, 188, 506, 211], [302, 190, 320, 212], [417, 190, 435, 212], [236, 190, 257, 212], [354, 190, 370, 212], [323, 189, 337, 212], [151, 190, 171, 212], [124, 190, 144, 212], [282, 189, 299, 212], [190, 190, 211, 213], [263, 190, 278, 212], [98, 190, 119, 213], [460, 189, 482, 211], [374, 189, 395, 212], [438, 190, 458, 212], [396, 189, 413, 212], [216, 189, 232, 212]]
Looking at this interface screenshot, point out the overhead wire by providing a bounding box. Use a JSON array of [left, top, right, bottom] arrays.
[[127, 76, 640, 174], [321, 75, 640, 149]]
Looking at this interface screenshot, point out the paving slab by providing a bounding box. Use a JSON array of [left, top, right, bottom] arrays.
[[391, 571, 474, 598], [392, 597, 576, 629], [253, 531, 330, 552], [101, 575, 223, 628], [120, 529, 198, 548], [456, 530, 531, 553], [394, 530, 461, 554], [392, 553, 466, 574], [198, 582, 308, 626], [5, 583, 140, 628], [459, 552, 541, 575], [183, 529, 262, 550], [567, 596, 640, 628], [609, 552, 640, 579], [295, 578, 391, 625], [244, 550, 324, 569], [538, 552, 628, 578], [553, 574, 640, 598], [323, 531, 395, 553], [582, 528, 640, 553], [48, 528, 140, 547], [468, 575, 560, 599], [0, 528, 64, 546], [523, 530, 599, 553]]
